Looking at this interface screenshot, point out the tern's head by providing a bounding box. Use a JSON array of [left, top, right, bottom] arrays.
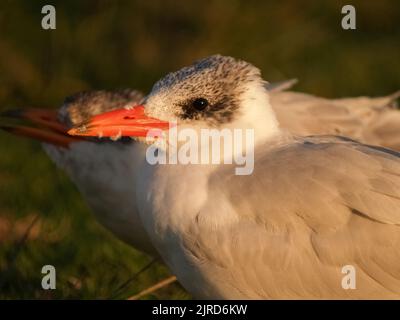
[[1, 89, 144, 149], [59, 89, 144, 129], [69, 55, 280, 142], [145, 55, 268, 125]]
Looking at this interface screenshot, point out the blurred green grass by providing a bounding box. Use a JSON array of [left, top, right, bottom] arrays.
[[0, 133, 189, 299], [0, 0, 398, 299]]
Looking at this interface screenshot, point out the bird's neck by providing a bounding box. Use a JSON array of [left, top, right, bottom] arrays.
[[231, 82, 281, 145]]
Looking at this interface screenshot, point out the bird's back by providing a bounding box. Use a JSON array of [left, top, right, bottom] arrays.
[[161, 135, 400, 299], [270, 90, 400, 150]]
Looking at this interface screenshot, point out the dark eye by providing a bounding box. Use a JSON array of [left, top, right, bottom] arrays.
[[191, 98, 209, 111]]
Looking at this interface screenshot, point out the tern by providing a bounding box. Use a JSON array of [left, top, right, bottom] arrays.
[[70, 55, 400, 299], [1, 81, 399, 256], [1, 89, 156, 255]]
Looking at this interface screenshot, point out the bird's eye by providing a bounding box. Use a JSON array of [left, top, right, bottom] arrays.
[[191, 98, 209, 111]]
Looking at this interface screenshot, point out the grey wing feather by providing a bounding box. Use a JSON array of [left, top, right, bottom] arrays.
[[192, 136, 400, 298], [270, 90, 400, 150], [265, 79, 298, 92]]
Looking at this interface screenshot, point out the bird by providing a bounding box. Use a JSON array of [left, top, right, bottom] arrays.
[[269, 86, 400, 150], [1, 79, 399, 257], [1, 89, 157, 256], [69, 55, 400, 299]]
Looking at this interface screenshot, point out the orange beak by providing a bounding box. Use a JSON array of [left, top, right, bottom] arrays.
[[0, 108, 83, 148], [68, 105, 171, 138]]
